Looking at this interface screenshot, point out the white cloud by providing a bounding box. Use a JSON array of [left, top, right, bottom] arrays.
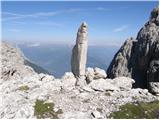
[[27, 43, 40, 47], [2, 7, 111, 22], [2, 8, 81, 21], [96, 7, 110, 11], [35, 21, 63, 27], [2, 12, 23, 16], [113, 25, 129, 32], [2, 12, 58, 21]]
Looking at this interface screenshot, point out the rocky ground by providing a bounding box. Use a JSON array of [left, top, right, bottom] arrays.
[[0, 42, 159, 119]]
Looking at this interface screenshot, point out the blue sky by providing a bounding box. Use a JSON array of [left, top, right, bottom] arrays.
[[1, 1, 158, 46]]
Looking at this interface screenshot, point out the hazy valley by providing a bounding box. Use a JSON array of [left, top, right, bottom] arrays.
[[18, 44, 119, 77]]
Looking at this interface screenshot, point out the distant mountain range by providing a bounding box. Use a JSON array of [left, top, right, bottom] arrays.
[[18, 44, 119, 78]]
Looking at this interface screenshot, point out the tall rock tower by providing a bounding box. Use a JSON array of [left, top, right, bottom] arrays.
[[71, 22, 88, 84]]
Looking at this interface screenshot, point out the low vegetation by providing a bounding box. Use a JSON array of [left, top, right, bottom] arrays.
[[34, 99, 63, 119], [109, 101, 159, 119], [18, 85, 29, 91]]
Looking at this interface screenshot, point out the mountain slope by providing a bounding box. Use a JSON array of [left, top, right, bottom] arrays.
[[0, 41, 50, 80], [24, 59, 51, 75]]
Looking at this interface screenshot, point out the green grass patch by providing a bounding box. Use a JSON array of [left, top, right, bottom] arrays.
[[18, 85, 29, 91], [109, 101, 159, 119], [34, 99, 63, 119]]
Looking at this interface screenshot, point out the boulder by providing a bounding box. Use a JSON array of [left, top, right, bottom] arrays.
[[86, 67, 107, 83], [94, 67, 107, 79], [88, 79, 119, 92], [113, 77, 135, 90]]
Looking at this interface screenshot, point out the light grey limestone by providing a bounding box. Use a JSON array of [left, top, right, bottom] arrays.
[[71, 22, 88, 78]]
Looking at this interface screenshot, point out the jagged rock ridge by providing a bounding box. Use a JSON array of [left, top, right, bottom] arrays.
[[107, 7, 159, 94]]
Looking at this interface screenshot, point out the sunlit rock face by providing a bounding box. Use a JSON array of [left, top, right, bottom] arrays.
[[71, 22, 88, 79]]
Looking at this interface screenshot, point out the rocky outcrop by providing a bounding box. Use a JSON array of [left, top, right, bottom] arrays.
[[107, 37, 137, 79], [71, 22, 88, 79], [86, 67, 107, 83], [107, 7, 159, 94]]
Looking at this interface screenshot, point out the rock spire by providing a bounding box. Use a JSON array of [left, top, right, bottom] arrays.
[[71, 22, 88, 79]]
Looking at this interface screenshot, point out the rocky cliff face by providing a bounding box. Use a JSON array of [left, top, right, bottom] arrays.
[[107, 7, 159, 94], [0, 41, 158, 119]]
